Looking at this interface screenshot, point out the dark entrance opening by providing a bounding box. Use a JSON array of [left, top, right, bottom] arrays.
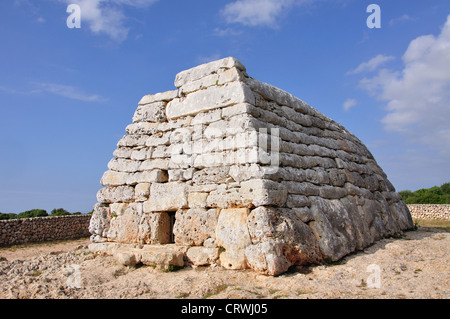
[[168, 211, 176, 243]]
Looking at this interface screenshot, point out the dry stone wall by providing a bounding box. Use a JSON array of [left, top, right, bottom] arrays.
[[89, 57, 414, 275], [407, 204, 450, 220], [0, 215, 91, 247]]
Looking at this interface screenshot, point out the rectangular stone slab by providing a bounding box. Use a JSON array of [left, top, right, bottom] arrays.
[[166, 81, 255, 120]]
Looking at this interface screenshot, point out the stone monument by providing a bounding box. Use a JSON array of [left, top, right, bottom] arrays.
[[89, 57, 414, 275]]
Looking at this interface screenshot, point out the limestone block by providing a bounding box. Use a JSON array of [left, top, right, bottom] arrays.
[[100, 170, 129, 186], [319, 186, 348, 199], [125, 122, 159, 135], [179, 67, 245, 95], [133, 101, 167, 123], [145, 132, 171, 146], [309, 198, 360, 261], [140, 249, 185, 267], [192, 167, 231, 185], [130, 148, 149, 161], [166, 81, 255, 120], [115, 251, 138, 267], [113, 147, 133, 159], [138, 90, 178, 105], [107, 204, 171, 245], [144, 182, 187, 212], [96, 186, 135, 203], [245, 77, 315, 116], [170, 127, 193, 144], [389, 201, 415, 231], [168, 168, 195, 182], [292, 207, 314, 223], [191, 108, 222, 125], [206, 179, 286, 209], [228, 164, 266, 183], [187, 192, 208, 208], [173, 208, 218, 246], [108, 158, 141, 173], [215, 208, 251, 269], [136, 169, 169, 183], [135, 183, 150, 201], [110, 203, 129, 217], [245, 206, 322, 274], [139, 159, 169, 171], [117, 134, 148, 148], [241, 179, 287, 207], [168, 154, 193, 169], [179, 73, 219, 95], [218, 67, 246, 85], [286, 194, 311, 208], [282, 181, 320, 196], [89, 203, 111, 239], [221, 103, 252, 119], [186, 247, 220, 266], [245, 241, 292, 276], [174, 57, 245, 88]]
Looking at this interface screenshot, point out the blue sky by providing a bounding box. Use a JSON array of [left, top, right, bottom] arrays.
[[1, 0, 449, 214]]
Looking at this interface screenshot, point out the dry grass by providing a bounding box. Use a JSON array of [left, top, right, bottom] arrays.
[[413, 218, 450, 231]]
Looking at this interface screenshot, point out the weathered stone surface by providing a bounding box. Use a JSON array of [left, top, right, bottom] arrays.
[[97, 186, 135, 203], [91, 56, 413, 276], [245, 206, 321, 274], [173, 208, 218, 246], [89, 204, 111, 240], [174, 57, 245, 88], [215, 208, 251, 269], [186, 247, 220, 266], [135, 183, 150, 201], [100, 170, 129, 186], [133, 101, 167, 123], [138, 90, 178, 105], [139, 246, 185, 267], [245, 240, 292, 276], [144, 182, 188, 212], [166, 81, 255, 120]]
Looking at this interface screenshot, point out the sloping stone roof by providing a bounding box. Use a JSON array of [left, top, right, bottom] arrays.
[[89, 57, 414, 275]]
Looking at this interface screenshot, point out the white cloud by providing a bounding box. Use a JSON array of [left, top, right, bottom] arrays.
[[358, 15, 450, 155], [0, 82, 107, 102], [37, 83, 107, 102], [62, 0, 157, 42], [347, 54, 395, 75], [389, 14, 414, 26], [342, 98, 357, 111], [221, 0, 312, 28]]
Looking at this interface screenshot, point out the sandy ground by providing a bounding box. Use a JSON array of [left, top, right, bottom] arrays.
[[0, 227, 448, 299]]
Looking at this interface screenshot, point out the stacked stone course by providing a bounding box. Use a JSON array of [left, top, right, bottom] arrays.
[[89, 57, 414, 275], [407, 204, 450, 220], [0, 215, 91, 247]]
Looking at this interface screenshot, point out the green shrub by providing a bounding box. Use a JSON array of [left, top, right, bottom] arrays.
[[17, 209, 48, 219], [50, 208, 71, 216], [400, 182, 450, 204], [0, 213, 18, 220]]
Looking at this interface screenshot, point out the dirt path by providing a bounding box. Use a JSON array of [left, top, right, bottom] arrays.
[[0, 227, 448, 299]]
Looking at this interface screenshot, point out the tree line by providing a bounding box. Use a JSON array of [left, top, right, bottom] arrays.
[[0, 208, 92, 220], [399, 182, 450, 204]]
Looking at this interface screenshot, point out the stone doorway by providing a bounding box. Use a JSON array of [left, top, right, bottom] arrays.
[[168, 211, 176, 243]]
